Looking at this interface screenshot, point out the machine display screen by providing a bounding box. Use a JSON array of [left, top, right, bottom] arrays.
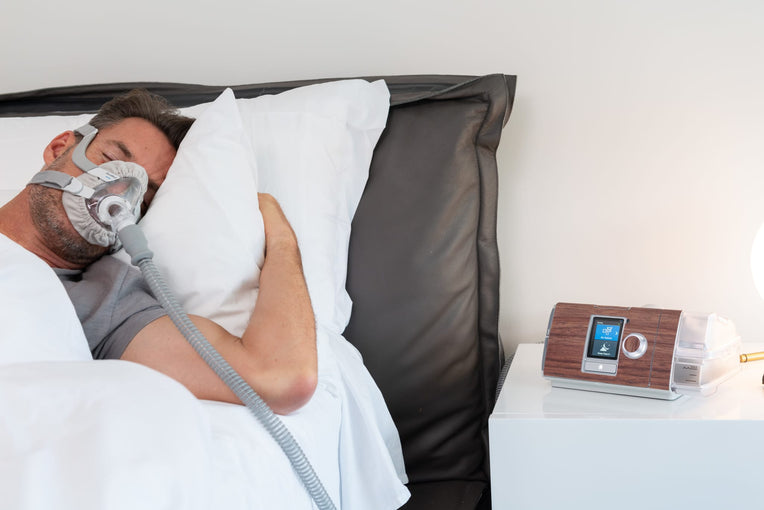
[[586, 317, 625, 360]]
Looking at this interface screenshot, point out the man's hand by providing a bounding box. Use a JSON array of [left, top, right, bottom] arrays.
[[258, 192, 298, 249]]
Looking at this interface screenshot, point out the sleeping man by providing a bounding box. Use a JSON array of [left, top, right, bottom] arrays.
[[0, 89, 318, 415]]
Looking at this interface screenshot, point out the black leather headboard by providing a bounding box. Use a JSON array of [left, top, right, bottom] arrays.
[[0, 74, 516, 509], [345, 75, 513, 509]]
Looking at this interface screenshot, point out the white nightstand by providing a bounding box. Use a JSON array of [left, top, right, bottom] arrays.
[[489, 343, 764, 510]]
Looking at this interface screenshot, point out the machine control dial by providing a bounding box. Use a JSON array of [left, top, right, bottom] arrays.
[[621, 332, 648, 359]]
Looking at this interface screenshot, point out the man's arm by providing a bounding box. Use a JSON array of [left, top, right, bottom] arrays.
[[121, 194, 317, 415]]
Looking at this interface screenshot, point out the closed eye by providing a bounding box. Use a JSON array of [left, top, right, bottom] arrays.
[[100, 140, 133, 162]]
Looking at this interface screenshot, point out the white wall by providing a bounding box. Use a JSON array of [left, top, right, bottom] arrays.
[[4, 0, 764, 353]]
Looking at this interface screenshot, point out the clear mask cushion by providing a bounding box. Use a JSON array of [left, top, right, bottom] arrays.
[[62, 161, 148, 247]]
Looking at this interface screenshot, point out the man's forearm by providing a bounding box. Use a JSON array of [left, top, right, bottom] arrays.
[[240, 195, 317, 412], [246, 235, 316, 357], [121, 195, 317, 415]]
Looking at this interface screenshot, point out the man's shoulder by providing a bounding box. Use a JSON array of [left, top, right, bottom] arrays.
[[56, 255, 146, 303], [54, 254, 165, 360]]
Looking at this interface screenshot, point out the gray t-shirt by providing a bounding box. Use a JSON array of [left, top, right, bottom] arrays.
[[55, 256, 167, 359]]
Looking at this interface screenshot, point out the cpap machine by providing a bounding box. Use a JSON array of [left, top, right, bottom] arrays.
[[542, 302, 742, 400]]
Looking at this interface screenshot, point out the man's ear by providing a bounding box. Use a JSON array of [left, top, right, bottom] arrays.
[[43, 131, 77, 165]]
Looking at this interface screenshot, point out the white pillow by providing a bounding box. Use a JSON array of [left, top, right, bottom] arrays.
[[113, 88, 264, 336], [0, 233, 92, 364], [237, 80, 390, 334]]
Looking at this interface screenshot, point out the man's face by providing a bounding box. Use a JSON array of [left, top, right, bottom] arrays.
[[74, 117, 177, 211], [29, 118, 176, 267]]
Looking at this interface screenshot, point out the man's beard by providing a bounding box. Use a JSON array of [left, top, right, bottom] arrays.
[[28, 150, 107, 267]]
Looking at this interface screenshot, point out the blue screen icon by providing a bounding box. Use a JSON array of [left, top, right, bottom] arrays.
[[595, 324, 620, 342]]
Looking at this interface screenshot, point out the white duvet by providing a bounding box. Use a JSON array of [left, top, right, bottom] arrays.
[[0, 233, 410, 510]]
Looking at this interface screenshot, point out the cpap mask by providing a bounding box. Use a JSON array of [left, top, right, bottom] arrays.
[[28, 124, 148, 249]]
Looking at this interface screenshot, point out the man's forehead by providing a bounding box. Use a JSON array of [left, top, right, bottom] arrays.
[[97, 118, 168, 145], [96, 119, 175, 167]]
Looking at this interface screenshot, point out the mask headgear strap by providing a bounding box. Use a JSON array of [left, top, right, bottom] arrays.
[[72, 124, 122, 183], [71, 124, 98, 172], [28, 169, 95, 198], [28, 124, 120, 196]]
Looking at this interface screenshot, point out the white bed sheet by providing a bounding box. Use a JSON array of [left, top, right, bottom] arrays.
[[0, 234, 409, 510], [0, 361, 213, 510]]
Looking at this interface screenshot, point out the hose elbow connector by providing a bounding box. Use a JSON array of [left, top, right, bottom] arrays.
[[117, 223, 154, 265]]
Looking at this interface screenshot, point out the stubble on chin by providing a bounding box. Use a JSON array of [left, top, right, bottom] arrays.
[[27, 184, 106, 267]]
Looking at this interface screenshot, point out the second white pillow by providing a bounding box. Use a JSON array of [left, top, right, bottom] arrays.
[[114, 88, 264, 337]]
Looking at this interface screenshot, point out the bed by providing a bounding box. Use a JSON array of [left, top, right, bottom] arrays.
[[0, 74, 515, 510]]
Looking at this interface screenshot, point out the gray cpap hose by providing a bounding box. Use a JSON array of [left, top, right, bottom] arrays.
[[117, 223, 336, 510]]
